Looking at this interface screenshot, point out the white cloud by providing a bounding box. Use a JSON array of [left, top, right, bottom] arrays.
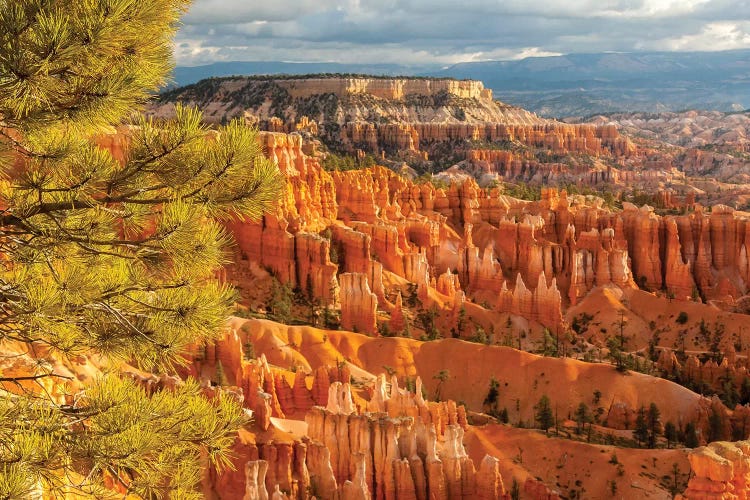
[[174, 0, 750, 66], [182, 0, 340, 24], [639, 21, 750, 51]]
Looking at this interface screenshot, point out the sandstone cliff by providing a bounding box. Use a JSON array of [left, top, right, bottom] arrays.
[[96, 127, 750, 341], [86, 124, 750, 500], [151, 76, 646, 189], [679, 441, 750, 499]]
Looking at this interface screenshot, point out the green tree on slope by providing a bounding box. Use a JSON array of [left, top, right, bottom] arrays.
[[535, 395, 554, 435], [0, 0, 281, 497]]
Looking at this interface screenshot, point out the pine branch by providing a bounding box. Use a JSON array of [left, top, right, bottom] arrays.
[[0, 1, 268, 496], [0, 373, 73, 382]]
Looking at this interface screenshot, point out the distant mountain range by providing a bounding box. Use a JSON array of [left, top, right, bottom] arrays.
[[433, 50, 750, 117], [171, 50, 750, 117]]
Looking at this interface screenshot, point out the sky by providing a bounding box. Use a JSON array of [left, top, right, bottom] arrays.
[[174, 0, 750, 66]]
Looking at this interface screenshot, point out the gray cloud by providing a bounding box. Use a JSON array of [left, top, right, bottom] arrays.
[[174, 0, 750, 66]]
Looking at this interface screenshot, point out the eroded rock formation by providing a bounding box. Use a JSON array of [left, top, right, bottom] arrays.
[[212, 129, 750, 348], [225, 377, 506, 500], [151, 76, 646, 188], [679, 441, 750, 499]]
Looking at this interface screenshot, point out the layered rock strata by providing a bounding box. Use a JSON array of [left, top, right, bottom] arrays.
[[227, 377, 507, 500], [216, 131, 750, 340], [97, 128, 750, 335], [151, 76, 641, 187], [679, 441, 750, 499]]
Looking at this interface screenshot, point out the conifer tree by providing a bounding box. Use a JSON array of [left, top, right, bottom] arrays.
[[215, 360, 228, 386], [634, 407, 650, 447], [647, 402, 662, 448], [574, 402, 592, 435], [483, 376, 500, 416], [269, 276, 294, 323], [535, 395, 554, 435], [664, 421, 678, 449], [499, 407, 509, 424], [0, 0, 281, 497], [684, 422, 700, 448], [243, 339, 256, 360]]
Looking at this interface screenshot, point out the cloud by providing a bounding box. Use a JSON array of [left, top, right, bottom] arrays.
[[639, 21, 750, 50], [174, 0, 750, 66], [182, 0, 341, 24]]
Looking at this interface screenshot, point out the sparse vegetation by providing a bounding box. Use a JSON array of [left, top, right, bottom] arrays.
[[535, 395, 555, 435], [243, 340, 256, 360], [322, 151, 378, 171], [483, 377, 501, 416], [269, 277, 295, 324], [676, 311, 689, 325], [432, 370, 450, 402]]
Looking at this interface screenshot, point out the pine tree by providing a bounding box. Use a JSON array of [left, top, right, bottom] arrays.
[[244, 339, 256, 360], [708, 408, 725, 442], [456, 305, 467, 336], [647, 402, 662, 448], [671, 462, 682, 495], [215, 360, 228, 386], [0, 1, 281, 497], [499, 408, 510, 424], [664, 421, 678, 449], [634, 406, 650, 447], [483, 376, 500, 416], [574, 402, 592, 435], [269, 276, 294, 323], [417, 305, 440, 340], [592, 389, 602, 405], [539, 328, 558, 357], [535, 395, 554, 435], [510, 479, 520, 500], [684, 422, 700, 448]]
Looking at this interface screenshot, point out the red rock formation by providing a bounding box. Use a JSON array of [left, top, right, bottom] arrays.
[[225, 132, 339, 302], [223, 376, 506, 500], [679, 441, 750, 500], [339, 273, 378, 335], [98, 127, 750, 336], [620, 203, 663, 290], [305, 380, 502, 500], [291, 370, 314, 412], [340, 121, 634, 161], [389, 293, 406, 333], [524, 478, 562, 500], [496, 273, 564, 329]]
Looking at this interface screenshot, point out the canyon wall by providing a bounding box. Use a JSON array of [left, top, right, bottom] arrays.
[[192, 320, 731, 499], [679, 441, 750, 499], [276, 77, 494, 100], [192, 328, 515, 500], [222, 131, 750, 341], [340, 122, 633, 158], [151, 76, 648, 188]]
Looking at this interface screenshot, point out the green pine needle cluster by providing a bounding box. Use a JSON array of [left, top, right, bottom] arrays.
[[0, 377, 246, 499], [0, 0, 282, 497]]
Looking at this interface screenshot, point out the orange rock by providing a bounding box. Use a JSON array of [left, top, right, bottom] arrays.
[[475, 455, 506, 499], [389, 293, 406, 333], [339, 273, 378, 335], [680, 441, 750, 499], [292, 370, 314, 412], [524, 478, 562, 499], [311, 366, 331, 407], [243, 460, 269, 500], [274, 372, 294, 415]]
